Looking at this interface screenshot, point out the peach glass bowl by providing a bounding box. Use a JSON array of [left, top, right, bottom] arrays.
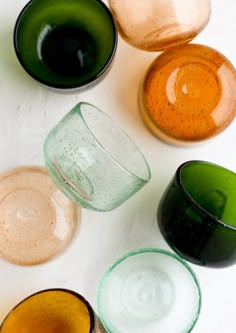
[[109, 0, 211, 51]]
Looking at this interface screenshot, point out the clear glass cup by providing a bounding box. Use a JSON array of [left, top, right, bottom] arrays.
[[0, 289, 106, 333], [158, 161, 236, 268], [98, 248, 201, 333], [109, 0, 211, 51], [44, 102, 151, 211]]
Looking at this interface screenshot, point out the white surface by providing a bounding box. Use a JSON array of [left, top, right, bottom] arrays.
[[0, 0, 235, 332]]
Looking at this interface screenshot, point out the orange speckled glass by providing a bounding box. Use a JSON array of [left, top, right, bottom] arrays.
[[108, 0, 211, 51], [140, 44, 236, 146]]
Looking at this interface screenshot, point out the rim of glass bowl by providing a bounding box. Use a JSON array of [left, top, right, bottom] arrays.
[[74, 102, 151, 183], [13, 0, 118, 90], [177, 160, 236, 231], [0, 288, 96, 332], [97, 248, 201, 333]]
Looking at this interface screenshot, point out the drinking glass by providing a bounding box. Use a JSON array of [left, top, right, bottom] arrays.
[[98, 248, 201, 333], [44, 102, 151, 211], [158, 161, 236, 268], [0, 289, 105, 333], [14, 0, 117, 91], [109, 0, 211, 51]]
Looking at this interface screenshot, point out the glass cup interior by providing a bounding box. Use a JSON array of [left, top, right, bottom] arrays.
[[14, 0, 117, 90], [0, 289, 95, 332], [179, 161, 236, 228], [98, 249, 201, 333], [108, 0, 211, 51], [157, 160, 236, 267], [44, 102, 151, 211], [80, 104, 150, 181]]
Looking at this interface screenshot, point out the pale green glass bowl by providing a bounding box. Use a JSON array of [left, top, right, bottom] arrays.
[[44, 102, 151, 211], [98, 249, 201, 333]]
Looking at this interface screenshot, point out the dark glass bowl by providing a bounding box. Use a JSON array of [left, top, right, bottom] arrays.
[[158, 161, 236, 268], [14, 0, 117, 91]]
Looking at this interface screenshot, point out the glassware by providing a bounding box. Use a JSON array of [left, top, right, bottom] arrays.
[[0, 166, 79, 265], [109, 0, 211, 51], [140, 44, 236, 146], [158, 161, 236, 268], [14, 0, 117, 91], [44, 102, 151, 212], [98, 248, 201, 333], [0, 289, 106, 333]]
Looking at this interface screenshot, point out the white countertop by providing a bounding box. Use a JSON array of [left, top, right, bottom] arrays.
[[0, 0, 235, 332]]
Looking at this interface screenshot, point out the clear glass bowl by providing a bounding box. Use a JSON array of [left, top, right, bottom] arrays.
[[98, 248, 201, 333], [44, 102, 151, 211]]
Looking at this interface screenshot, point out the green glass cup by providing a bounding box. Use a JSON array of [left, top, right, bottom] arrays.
[[98, 249, 201, 333], [158, 161, 236, 268], [14, 0, 117, 91], [44, 102, 151, 211]]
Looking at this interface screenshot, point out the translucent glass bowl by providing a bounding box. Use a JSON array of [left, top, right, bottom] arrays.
[[0, 166, 79, 265], [0, 289, 96, 332], [140, 44, 236, 146], [44, 102, 151, 211], [109, 0, 211, 51], [98, 249, 201, 333], [158, 161, 236, 268], [14, 0, 117, 91]]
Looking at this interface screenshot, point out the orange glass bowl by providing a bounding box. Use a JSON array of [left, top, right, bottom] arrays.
[[108, 0, 211, 51], [139, 44, 236, 146]]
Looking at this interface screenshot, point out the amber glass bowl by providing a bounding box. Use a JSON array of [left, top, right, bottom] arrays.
[[0, 289, 96, 333]]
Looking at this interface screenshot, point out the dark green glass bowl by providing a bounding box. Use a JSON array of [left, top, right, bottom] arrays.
[[157, 161, 236, 268], [14, 0, 117, 90]]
